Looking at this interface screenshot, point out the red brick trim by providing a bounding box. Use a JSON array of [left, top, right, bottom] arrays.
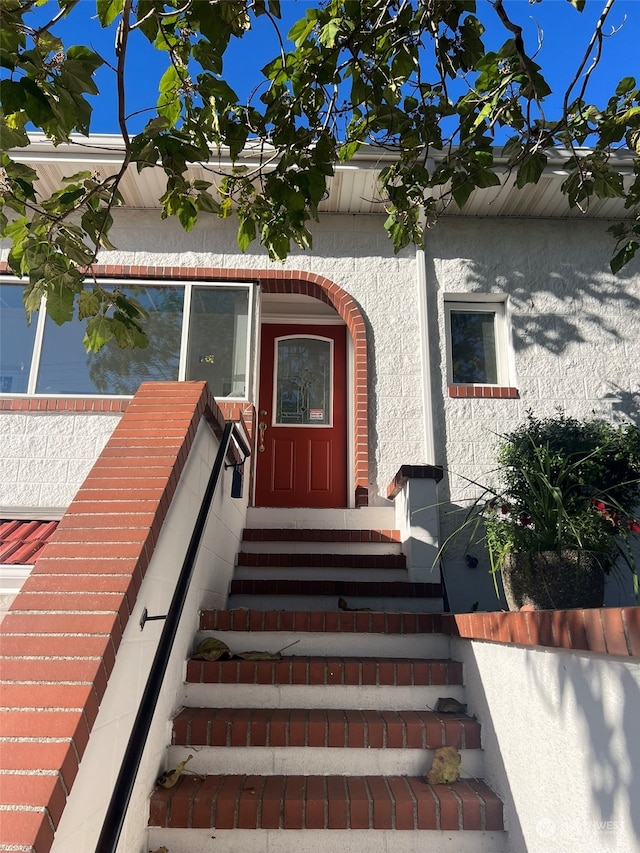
[[1, 264, 369, 507], [0, 381, 226, 853], [0, 397, 130, 412], [387, 464, 444, 500], [444, 607, 640, 657], [448, 385, 519, 399]]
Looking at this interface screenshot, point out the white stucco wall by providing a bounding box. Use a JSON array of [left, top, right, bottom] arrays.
[[103, 209, 427, 503], [426, 217, 640, 610], [0, 411, 121, 511], [49, 418, 248, 853], [454, 637, 640, 853]]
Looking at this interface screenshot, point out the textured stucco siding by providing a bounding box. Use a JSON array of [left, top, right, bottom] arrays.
[[425, 217, 640, 608], [0, 412, 121, 510], [105, 209, 426, 503], [3, 210, 639, 524]]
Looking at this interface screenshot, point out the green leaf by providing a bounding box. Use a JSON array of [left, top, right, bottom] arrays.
[[78, 290, 101, 319], [237, 216, 256, 252], [451, 175, 475, 208], [610, 240, 639, 274], [516, 153, 547, 188], [616, 76, 636, 95], [0, 110, 29, 148], [45, 278, 76, 325], [83, 315, 115, 352], [177, 198, 198, 231], [97, 0, 124, 26], [593, 170, 624, 199], [318, 19, 342, 49]]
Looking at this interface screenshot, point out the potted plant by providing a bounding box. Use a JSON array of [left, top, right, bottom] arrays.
[[449, 412, 640, 610]]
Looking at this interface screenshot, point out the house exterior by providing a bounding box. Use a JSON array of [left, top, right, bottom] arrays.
[[1, 138, 640, 853], [2, 137, 639, 609]]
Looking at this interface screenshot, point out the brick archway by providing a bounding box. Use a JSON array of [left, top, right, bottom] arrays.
[[4, 263, 369, 507]]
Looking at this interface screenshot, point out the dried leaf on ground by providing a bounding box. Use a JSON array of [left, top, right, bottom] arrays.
[[435, 697, 467, 714], [157, 755, 193, 788], [192, 637, 230, 661], [338, 597, 372, 611], [236, 639, 300, 661], [427, 746, 461, 785]]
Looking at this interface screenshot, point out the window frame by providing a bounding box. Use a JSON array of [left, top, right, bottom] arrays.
[[444, 295, 512, 387], [0, 278, 256, 399]]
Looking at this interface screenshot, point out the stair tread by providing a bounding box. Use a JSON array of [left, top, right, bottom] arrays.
[[230, 578, 442, 596], [149, 774, 504, 831], [172, 707, 481, 749], [186, 656, 463, 686], [200, 609, 447, 633], [236, 554, 408, 570], [243, 528, 401, 543]]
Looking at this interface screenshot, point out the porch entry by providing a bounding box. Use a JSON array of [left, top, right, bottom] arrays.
[[254, 323, 347, 507]]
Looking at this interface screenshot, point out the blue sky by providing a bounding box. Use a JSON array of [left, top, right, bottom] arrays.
[[20, 0, 640, 137]]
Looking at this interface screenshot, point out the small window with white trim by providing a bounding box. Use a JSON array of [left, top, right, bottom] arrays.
[[445, 298, 510, 386]]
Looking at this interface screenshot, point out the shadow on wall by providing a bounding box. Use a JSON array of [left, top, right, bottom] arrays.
[[524, 649, 640, 850]]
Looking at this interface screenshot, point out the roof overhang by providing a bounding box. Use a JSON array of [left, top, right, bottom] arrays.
[[7, 134, 637, 221]]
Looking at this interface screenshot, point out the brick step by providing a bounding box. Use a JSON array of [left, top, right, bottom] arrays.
[[148, 774, 504, 832], [233, 564, 408, 581], [240, 528, 402, 557], [172, 708, 481, 750], [165, 741, 485, 779], [243, 529, 401, 543], [194, 628, 450, 660], [229, 579, 441, 598], [200, 609, 447, 634], [227, 578, 444, 613], [236, 553, 407, 568], [186, 656, 462, 687]]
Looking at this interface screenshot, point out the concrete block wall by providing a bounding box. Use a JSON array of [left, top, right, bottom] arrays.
[[0, 400, 127, 512]]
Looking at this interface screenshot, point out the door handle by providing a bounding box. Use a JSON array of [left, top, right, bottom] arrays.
[[258, 421, 267, 453]]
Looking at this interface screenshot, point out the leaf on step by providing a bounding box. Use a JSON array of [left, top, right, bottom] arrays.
[[237, 650, 282, 660], [149, 847, 169, 853], [157, 755, 193, 788], [337, 596, 372, 611], [192, 637, 230, 661], [236, 639, 300, 661], [434, 697, 468, 714], [426, 746, 461, 785]]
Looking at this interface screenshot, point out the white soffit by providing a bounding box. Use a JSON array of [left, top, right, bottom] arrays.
[[9, 135, 636, 222]]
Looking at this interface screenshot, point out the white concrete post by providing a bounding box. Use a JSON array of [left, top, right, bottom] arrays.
[[389, 465, 443, 583]]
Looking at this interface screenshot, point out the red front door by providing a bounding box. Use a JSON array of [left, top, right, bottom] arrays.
[[254, 324, 348, 508]]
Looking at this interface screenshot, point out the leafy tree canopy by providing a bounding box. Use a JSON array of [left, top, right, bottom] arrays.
[[1, 0, 639, 350]]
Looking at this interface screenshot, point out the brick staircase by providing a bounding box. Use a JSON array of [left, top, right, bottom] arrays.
[[147, 509, 507, 852]]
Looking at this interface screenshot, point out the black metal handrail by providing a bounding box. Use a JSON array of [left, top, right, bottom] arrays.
[[95, 420, 250, 853]]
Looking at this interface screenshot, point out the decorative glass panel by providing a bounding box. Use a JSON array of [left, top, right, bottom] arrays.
[[275, 337, 331, 425], [186, 286, 249, 397], [450, 310, 498, 384], [36, 285, 184, 394], [0, 283, 38, 394]]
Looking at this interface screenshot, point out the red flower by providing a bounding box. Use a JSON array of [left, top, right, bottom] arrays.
[[519, 513, 533, 527], [501, 503, 511, 515], [627, 519, 640, 534]]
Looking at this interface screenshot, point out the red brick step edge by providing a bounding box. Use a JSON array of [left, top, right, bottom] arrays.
[[149, 774, 504, 831]]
